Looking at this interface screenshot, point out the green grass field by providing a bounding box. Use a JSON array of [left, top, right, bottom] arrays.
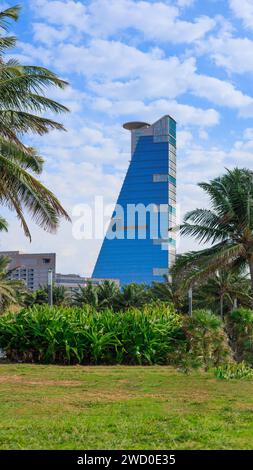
[[0, 364, 253, 450]]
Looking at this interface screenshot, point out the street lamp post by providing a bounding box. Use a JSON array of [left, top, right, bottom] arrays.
[[48, 268, 53, 307]]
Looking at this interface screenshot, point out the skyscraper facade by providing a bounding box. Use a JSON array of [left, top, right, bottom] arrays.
[[92, 115, 177, 285]]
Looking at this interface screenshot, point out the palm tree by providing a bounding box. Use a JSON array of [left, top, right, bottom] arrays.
[[193, 270, 252, 318], [150, 275, 186, 312], [72, 283, 100, 309], [117, 283, 151, 310], [0, 255, 23, 311], [0, 5, 70, 239], [172, 168, 253, 304], [97, 280, 120, 309]]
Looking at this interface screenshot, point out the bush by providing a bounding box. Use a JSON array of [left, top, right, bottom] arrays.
[[0, 302, 184, 365], [214, 362, 253, 380], [169, 309, 231, 372], [226, 308, 253, 365]]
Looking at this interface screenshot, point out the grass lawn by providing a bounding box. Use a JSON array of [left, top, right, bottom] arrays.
[[0, 364, 253, 450]]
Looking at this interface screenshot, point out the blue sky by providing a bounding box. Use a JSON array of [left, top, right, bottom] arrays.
[[1, 0, 253, 275]]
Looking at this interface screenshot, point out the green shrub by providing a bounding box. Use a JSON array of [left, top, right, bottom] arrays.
[[226, 308, 253, 365], [214, 362, 253, 380], [169, 309, 231, 372], [0, 302, 184, 365]]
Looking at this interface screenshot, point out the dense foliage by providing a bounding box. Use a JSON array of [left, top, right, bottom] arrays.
[[0, 303, 232, 367], [226, 307, 253, 365], [214, 362, 253, 380], [0, 302, 185, 365], [169, 309, 231, 371]]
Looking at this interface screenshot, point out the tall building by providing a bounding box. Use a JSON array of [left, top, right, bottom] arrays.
[[92, 115, 177, 285], [0, 251, 56, 291]]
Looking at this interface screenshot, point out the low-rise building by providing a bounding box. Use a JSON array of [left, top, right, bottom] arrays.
[[0, 250, 119, 292], [0, 251, 56, 291], [55, 273, 119, 292]]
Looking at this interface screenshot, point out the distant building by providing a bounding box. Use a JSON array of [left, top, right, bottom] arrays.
[[0, 251, 56, 291], [55, 273, 119, 292], [93, 115, 177, 284], [0, 250, 119, 292]]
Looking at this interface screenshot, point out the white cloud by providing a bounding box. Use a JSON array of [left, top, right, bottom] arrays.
[[198, 129, 208, 140], [31, 0, 88, 31], [177, 0, 195, 7], [31, 0, 215, 44], [191, 73, 252, 108], [91, 98, 219, 127], [89, 0, 214, 43], [229, 0, 253, 29], [243, 128, 253, 140], [24, 37, 248, 112], [16, 35, 253, 115], [198, 33, 253, 74], [32, 22, 72, 46], [177, 130, 193, 150]]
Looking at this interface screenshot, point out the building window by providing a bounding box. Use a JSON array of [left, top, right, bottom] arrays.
[[42, 258, 51, 264], [153, 174, 168, 183]]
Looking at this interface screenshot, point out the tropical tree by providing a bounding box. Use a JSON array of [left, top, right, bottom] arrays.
[[193, 270, 252, 318], [20, 282, 71, 307], [172, 168, 253, 304], [0, 5, 70, 239], [150, 275, 187, 312], [0, 256, 23, 312], [97, 280, 120, 309], [72, 283, 100, 309], [117, 283, 151, 310]]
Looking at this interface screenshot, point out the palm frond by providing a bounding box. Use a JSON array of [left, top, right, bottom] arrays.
[[0, 215, 7, 232], [0, 110, 66, 134], [0, 6, 20, 31], [0, 153, 71, 236], [0, 137, 44, 173], [0, 36, 16, 52], [173, 243, 245, 291]]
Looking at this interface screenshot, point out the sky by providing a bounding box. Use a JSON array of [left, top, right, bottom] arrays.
[[1, 0, 253, 275]]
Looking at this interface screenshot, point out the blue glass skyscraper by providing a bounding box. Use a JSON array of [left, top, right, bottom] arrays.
[[92, 115, 177, 285]]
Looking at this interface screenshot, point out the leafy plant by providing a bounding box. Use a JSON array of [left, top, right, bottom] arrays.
[[24, 284, 69, 307], [116, 283, 151, 310], [0, 302, 184, 365], [214, 362, 253, 380], [226, 307, 253, 365], [169, 309, 231, 372]]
